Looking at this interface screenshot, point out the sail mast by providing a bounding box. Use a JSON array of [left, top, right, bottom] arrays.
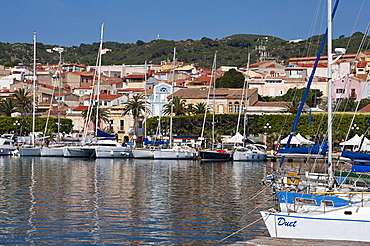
[[32, 32, 36, 147], [327, 0, 334, 185], [95, 23, 104, 136], [169, 47, 176, 148], [211, 52, 217, 150]]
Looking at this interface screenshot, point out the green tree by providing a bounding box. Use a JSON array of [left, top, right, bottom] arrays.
[[121, 94, 148, 137], [0, 98, 19, 116], [14, 88, 33, 116], [191, 102, 208, 115], [163, 96, 188, 116], [265, 88, 323, 108], [81, 105, 109, 134], [216, 69, 245, 88]]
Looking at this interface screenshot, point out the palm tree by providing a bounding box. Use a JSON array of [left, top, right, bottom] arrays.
[[0, 98, 19, 116], [121, 94, 148, 137], [81, 105, 109, 134], [14, 88, 33, 117], [162, 96, 188, 116], [191, 102, 208, 115]]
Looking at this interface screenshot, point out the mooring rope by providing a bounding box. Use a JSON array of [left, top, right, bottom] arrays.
[[217, 187, 275, 243]]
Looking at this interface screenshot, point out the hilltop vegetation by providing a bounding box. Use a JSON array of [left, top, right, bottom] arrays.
[[0, 32, 368, 69]]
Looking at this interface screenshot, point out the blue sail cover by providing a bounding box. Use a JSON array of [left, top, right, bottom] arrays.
[[352, 164, 370, 173], [143, 138, 169, 145], [342, 151, 370, 162], [278, 142, 328, 155], [96, 129, 116, 138]]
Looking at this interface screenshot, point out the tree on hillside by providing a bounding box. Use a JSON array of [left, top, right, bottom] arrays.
[[216, 69, 245, 88]]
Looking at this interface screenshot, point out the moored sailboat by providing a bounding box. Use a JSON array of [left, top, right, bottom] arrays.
[[260, 0, 370, 242], [19, 32, 41, 157]]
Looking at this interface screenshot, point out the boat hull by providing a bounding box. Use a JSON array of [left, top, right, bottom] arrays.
[[63, 146, 95, 157], [18, 147, 41, 156], [132, 148, 154, 159], [40, 146, 64, 157], [153, 148, 197, 160], [95, 147, 132, 158], [233, 151, 267, 161], [261, 207, 370, 242], [199, 150, 231, 161], [0, 147, 16, 155]]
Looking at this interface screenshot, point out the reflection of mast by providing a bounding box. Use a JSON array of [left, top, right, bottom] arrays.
[[27, 159, 36, 243], [91, 161, 101, 243]]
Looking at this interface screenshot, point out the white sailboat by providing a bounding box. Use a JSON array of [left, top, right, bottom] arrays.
[[132, 61, 154, 159], [198, 52, 231, 161], [0, 136, 17, 155], [232, 53, 267, 161], [41, 47, 65, 157], [153, 48, 197, 160], [19, 32, 41, 157], [64, 24, 105, 158], [260, 0, 370, 242]]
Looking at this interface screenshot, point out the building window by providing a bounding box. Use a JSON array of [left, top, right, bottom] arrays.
[[234, 102, 239, 113], [160, 87, 167, 93], [228, 103, 233, 113], [120, 120, 124, 131], [241, 102, 245, 112], [219, 104, 224, 114], [336, 89, 345, 93]]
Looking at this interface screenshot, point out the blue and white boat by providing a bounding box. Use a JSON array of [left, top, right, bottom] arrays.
[[261, 0, 370, 242]]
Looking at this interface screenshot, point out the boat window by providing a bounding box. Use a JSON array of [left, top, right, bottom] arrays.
[[321, 200, 334, 207], [295, 197, 317, 205]]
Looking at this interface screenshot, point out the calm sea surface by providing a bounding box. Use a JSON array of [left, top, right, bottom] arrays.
[[0, 156, 273, 245]]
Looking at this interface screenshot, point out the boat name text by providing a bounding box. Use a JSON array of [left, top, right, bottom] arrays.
[[277, 217, 297, 227]]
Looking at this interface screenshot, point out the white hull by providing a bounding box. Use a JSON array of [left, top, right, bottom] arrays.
[[233, 151, 267, 161], [63, 146, 95, 157], [233, 145, 267, 161], [261, 205, 370, 242], [132, 148, 154, 159], [18, 147, 41, 156], [40, 146, 64, 157], [153, 148, 197, 159], [95, 147, 131, 158], [0, 147, 16, 155]]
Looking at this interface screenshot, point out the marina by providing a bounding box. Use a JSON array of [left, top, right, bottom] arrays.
[[0, 156, 273, 245]]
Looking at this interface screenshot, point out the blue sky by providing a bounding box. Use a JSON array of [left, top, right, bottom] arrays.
[[1, 0, 369, 47]]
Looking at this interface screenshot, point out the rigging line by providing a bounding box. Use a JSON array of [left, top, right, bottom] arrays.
[[200, 52, 216, 146], [279, 0, 340, 168], [217, 188, 276, 243], [83, 32, 101, 141], [305, 0, 324, 57], [217, 217, 264, 243], [235, 53, 250, 149], [333, 25, 369, 155], [344, 0, 365, 51]]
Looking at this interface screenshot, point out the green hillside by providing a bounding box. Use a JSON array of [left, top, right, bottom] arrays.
[[0, 32, 368, 69]]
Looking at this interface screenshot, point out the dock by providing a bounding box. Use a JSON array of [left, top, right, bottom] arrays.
[[230, 237, 370, 245]]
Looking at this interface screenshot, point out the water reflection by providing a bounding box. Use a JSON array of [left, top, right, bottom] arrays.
[[0, 157, 272, 245]]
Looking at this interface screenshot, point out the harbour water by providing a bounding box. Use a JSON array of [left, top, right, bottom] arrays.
[[0, 156, 273, 245]]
